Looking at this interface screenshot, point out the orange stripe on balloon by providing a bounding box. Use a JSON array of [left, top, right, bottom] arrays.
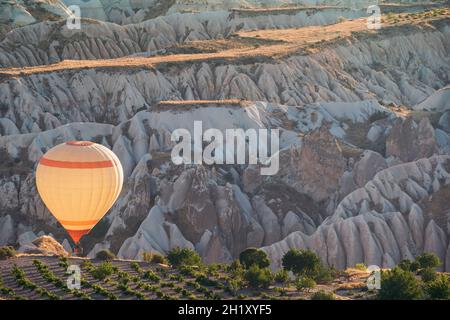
[[39, 157, 115, 169], [66, 229, 90, 244], [66, 141, 94, 147], [66, 141, 94, 146], [59, 219, 99, 226]]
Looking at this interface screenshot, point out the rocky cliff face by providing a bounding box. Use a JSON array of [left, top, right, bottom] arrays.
[[263, 155, 450, 271], [0, 6, 367, 67], [0, 2, 449, 270], [0, 20, 448, 137]]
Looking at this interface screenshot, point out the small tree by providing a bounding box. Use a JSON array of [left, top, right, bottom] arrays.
[[244, 265, 273, 289], [355, 263, 367, 271], [167, 247, 202, 267], [398, 259, 420, 272], [0, 246, 16, 260], [419, 268, 437, 283], [311, 290, 335, 300], [274, 269, 289, 285], [239, 248, 270, 269], [95, 249, 115, 261], [377, 267, 422, 300], [91, 262, 115, 280], [425, 274, 450, 300], [416, 253, 441, 270], [142, 252, 168, 265], [228, 260, 245, 279], [296, 276, 316, 293], [282, 249, 321, 278]]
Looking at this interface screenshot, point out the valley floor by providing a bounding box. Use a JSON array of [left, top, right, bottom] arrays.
[[0, 255, 377, 300]]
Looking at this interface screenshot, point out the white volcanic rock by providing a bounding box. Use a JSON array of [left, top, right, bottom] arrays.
[[408, 204, 425, 253], [0, 179, 19, 211], [414, 86, 450, 112], [1, 96, 448, 265], [386, 117, 437, 163], [0, 0, 69, 27], [353, 150, 388, 188], [439, 112, 450, 133], [62, 239, 73, 254], [436, 129, 450, 155], [19, 235, 69, 256], [118, 205, 194, 260], [0, 118, 20, 136], [0, 0, 72, 35], [1, 21, 446, 134], [57, 0, 371, 25], [0, 14, 449, 267], [252, 196, 281, 246], [424, 220, 447, 271], [63, 0, 108, 21], [0, 215, 15, 246], [262, 156, 450, 270], [282, 211, 315, 238], [287, 126, 347, 203], [0, 5, 367, 66], [17, 231, 37, 247], [88, 242, 111, 258]]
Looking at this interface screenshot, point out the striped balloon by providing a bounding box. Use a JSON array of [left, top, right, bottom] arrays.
[[36, 141, 124, 244]]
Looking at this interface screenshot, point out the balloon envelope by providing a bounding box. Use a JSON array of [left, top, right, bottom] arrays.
[[36, 141, 123, 243]]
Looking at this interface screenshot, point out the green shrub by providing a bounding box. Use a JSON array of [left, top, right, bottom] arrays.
[[398, 259, 421, 273], [228, 259, 243, 272], [274, 269, 289, 285], [377, 267, 422, 300], [0, 246, 16, 260], [398, 259, 416, 272], [95, 249, 116, 261], [296, 277, 316, 292], [195, 274, 218, 287], [91, 284, 118, 300], [315, 264, 334, 283], [130, 262, 142, 273], [416, 253, 441, 270], [355, 263, 367, 271], [226, 278, 242, 296], [169, 274, 185, 282], [179, 265, 199, 277], [90, 262, 115, 280], [142, 252, 168, 265], [244, 265, 273, 289], [227, 260, 245, 278], [282, 249, 321, 279], [143, 270, 161, 282], [167, 247, 202, 267], [58, 256, 69, 269], [311, 290, 335, 300], [81, 260, 94, 271], [239, 248, 270, 269], [425, 274, 450, 300], [207, 263, 220, 274], [419, 268, 437, 283]]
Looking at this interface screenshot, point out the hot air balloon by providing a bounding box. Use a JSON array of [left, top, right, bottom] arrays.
[[35, 141, 123, 252]]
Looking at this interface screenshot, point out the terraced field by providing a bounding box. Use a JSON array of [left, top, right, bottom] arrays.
[[0, 255, 376, 300]]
